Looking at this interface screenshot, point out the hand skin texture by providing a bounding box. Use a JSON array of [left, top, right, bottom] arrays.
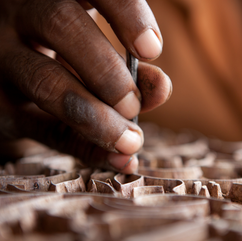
[[0, 0, 172, 174]]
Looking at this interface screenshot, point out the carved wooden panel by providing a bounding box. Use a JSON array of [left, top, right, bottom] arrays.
[[1, 122, 242, 240]]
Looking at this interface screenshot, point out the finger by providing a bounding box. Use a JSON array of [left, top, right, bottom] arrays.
[[1, 38, 143, 155], [31, 41, 56, 59], [138, 63, 173, 113], [76, 0, 93, 10], [56, 54, 172, 113], [88, 0, 163, 60], [16, 0, 141, 120], [15, 103, 139, 174], [0, 89, 138, 173]]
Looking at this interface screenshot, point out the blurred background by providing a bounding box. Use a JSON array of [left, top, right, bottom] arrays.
[[96, 0, 242, 141]]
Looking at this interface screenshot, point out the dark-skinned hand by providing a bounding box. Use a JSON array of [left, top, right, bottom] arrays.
[[0, 0, 172, 173]]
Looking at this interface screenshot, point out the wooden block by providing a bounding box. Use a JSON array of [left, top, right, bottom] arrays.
[[199, 185, 210, 198], [207, 181, 223, 199], [191, 181, 202, 195]]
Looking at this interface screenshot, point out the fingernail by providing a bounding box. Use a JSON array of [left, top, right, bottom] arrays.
[[134, 29, 162, 59], [108, 153, 139, 174], [114, 92, 141, 119], [115, 129, 143, 155]]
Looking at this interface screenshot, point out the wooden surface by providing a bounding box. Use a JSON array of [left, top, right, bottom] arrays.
[[1, 122, 242, 240]]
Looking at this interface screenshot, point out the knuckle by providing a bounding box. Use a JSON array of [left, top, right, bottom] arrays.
[[108, 0, 136, 19], [29, 63, 65, 106], [93, 58, 131, 105], [43, 0, 83, 42], [97, 59, 121, 86]]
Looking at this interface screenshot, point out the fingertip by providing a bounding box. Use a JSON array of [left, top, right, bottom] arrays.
[[134, 29, 163, 60], [138, 63, 172, 113], [115, 129, 144, 155], [108, 153, 139, 174], [166, 74, 173, 101], [122, 155, 139, 174], [113, 92, 141, 120]]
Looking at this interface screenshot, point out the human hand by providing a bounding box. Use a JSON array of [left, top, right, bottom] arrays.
[[0, 0, 172, 173]]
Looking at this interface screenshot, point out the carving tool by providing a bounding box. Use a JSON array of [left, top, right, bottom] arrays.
[[126, 50, 139, 124]]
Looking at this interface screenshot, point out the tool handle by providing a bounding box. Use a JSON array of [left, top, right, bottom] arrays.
[[126, 51, 139, 124]]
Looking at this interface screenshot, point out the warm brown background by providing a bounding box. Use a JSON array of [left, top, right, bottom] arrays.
[[96, 0, 242, 141]]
